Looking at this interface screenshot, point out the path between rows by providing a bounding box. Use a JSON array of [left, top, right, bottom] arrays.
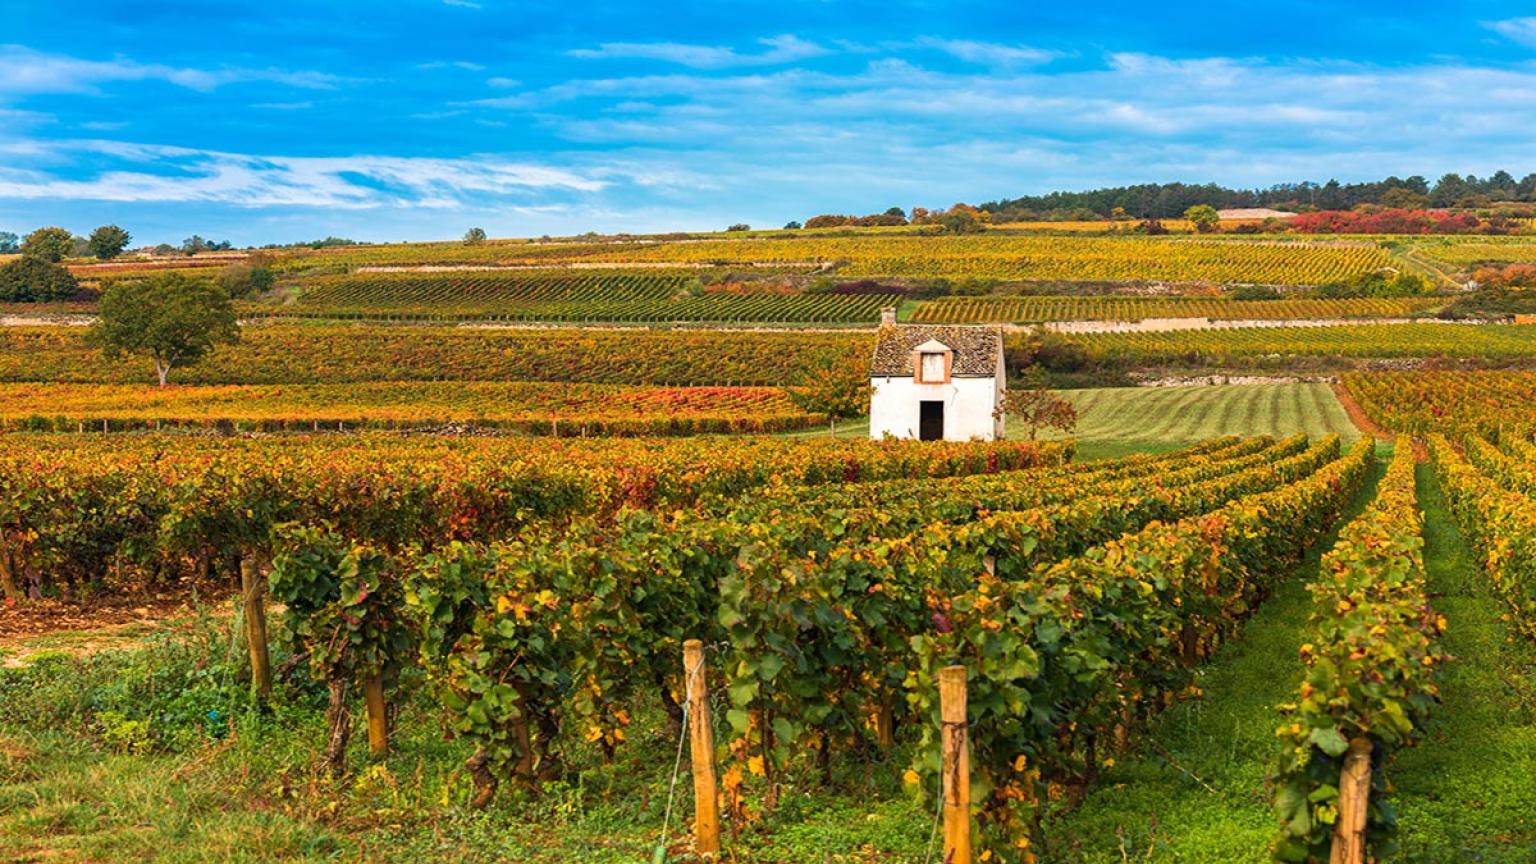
[[1041, 449, 1389, 862], [1383, 465, 1536, 861]]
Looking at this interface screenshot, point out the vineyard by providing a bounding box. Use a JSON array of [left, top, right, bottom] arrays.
[[1342, 370, 1536, 436], [1060, 322, 1536, 365], [0, 325, 872, 386], [0, 381, 826, 434], [271, 270, 896, 323], [910, 295, 1442, 324], [295, 270, 691, 308], [544, 236, 1396, 286], [0, 431, 1386, 860], [1414, 238, 1536, 266]]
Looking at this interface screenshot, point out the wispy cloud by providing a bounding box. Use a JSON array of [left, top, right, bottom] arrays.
[[1484, 17, 1536, 47], [251, 101, 314, 111], [916, 38, 1060, 67], [0, 141, 609, 209], [0, 44, 356, 96], [567, 34, 829, 69], [442, 0, 482, 8], [417, 60, 487, 71]]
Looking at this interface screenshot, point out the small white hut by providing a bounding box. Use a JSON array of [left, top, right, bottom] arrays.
[[868, 310, 1005, 441]]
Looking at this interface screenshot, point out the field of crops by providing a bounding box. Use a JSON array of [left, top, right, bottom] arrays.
[[1415, 238, 1536, 266], [0, 381, 824, 434], [294, 270, 689, 308], [0, 430, 1375, 857], [0, 325, 872, 386], [1342, 370, 1536, 435], [523, 235, 1396, 286], [911, 295, 1441, 324], [1060, 322, 1536, 365], [273, 270, 895, 323]]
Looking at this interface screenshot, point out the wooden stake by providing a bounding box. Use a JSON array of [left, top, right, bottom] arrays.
[[1330, 737, 1372, 864], [363, 673, 389, 755], [684, 639, 720, 858], [940, 665, 972, 864], [875, 700, 895, 748], [239, 556, 272, 699]]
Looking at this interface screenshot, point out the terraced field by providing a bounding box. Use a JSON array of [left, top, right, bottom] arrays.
[[911, 295, 1442, 323], [273, 270, 895, 323]]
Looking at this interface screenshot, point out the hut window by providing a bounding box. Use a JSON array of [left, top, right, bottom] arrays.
[[920, 352, 946, 382]]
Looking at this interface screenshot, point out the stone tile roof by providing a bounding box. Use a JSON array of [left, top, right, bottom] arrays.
[[870, 325, 1002, 377]]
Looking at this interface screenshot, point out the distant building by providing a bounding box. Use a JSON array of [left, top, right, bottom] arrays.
[[1215, 208, 1298, 220], [868, 309, 1005, 441]]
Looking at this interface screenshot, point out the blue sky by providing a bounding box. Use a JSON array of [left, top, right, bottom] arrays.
[[4, 1, 1536, 244]]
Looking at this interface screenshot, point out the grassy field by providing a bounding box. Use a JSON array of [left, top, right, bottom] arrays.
[[1040, 383, 1359, 457]]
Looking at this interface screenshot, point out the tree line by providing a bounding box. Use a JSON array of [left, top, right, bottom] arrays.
[[973, 171, 1536, 221]]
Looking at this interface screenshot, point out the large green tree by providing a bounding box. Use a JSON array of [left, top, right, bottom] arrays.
[[0, 257, 79, 302], [21, 227, 75, 262], [88, 225, 132, 260], [784, 346, 871, 436], [1184, 204, 1221, 233], [88, 272, 239, 386]]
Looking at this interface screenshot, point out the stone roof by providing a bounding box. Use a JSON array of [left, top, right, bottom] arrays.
[[870, 325, 1002, 377]]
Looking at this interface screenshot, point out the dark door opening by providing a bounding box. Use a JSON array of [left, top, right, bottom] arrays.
[[919, 400, 944, 441]]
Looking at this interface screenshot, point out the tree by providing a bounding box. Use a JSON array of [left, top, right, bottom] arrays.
[[784, 346, 871, 437], [217, 259, 276, 299], [783, 220, 803, 230], [0, 232, 17, 253], [88, 225, 132, 260], [1184, 204, 1221, 233], [726, 223, 751, 232], [938, 209, 984, 234], [88, 272, 239, 386], [1379, 188, 1429, 209], [182, 235, 212, 255], [21, 227, 75, 262], [0, 257, 79, 302], [993, 372, 1078, 440], [463, 227, 487, 244]]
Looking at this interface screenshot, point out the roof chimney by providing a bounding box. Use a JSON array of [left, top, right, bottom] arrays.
[[879, 306, 897, 327]]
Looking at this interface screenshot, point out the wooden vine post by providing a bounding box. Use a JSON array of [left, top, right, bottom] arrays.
[[239, 555, 272, 699], [940, 665, 972, 864], [1330, 737, 1372, 864], [363, 674, 389, 756], [683, 639, 720, 858]]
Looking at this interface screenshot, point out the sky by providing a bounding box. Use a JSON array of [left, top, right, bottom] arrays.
[[5, 1, 1536, 245]]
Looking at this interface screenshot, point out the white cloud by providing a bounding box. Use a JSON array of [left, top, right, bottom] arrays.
[[417, 60, 487, 71], [1485, 17, 1536, 47], [0, 141, 609, 209], [442, 0, 482, 8], [0, 44, 356, 96], [252, 101, 314, 110], [567, 34, 829, 69], [486, 76, 519, 88], [916, 38, 1059, 67]]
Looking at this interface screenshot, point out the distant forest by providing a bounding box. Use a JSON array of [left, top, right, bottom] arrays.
[[975, 171, 1536, 221]]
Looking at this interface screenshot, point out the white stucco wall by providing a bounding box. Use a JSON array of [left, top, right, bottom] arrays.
[[869, 376, 1002, 441]]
